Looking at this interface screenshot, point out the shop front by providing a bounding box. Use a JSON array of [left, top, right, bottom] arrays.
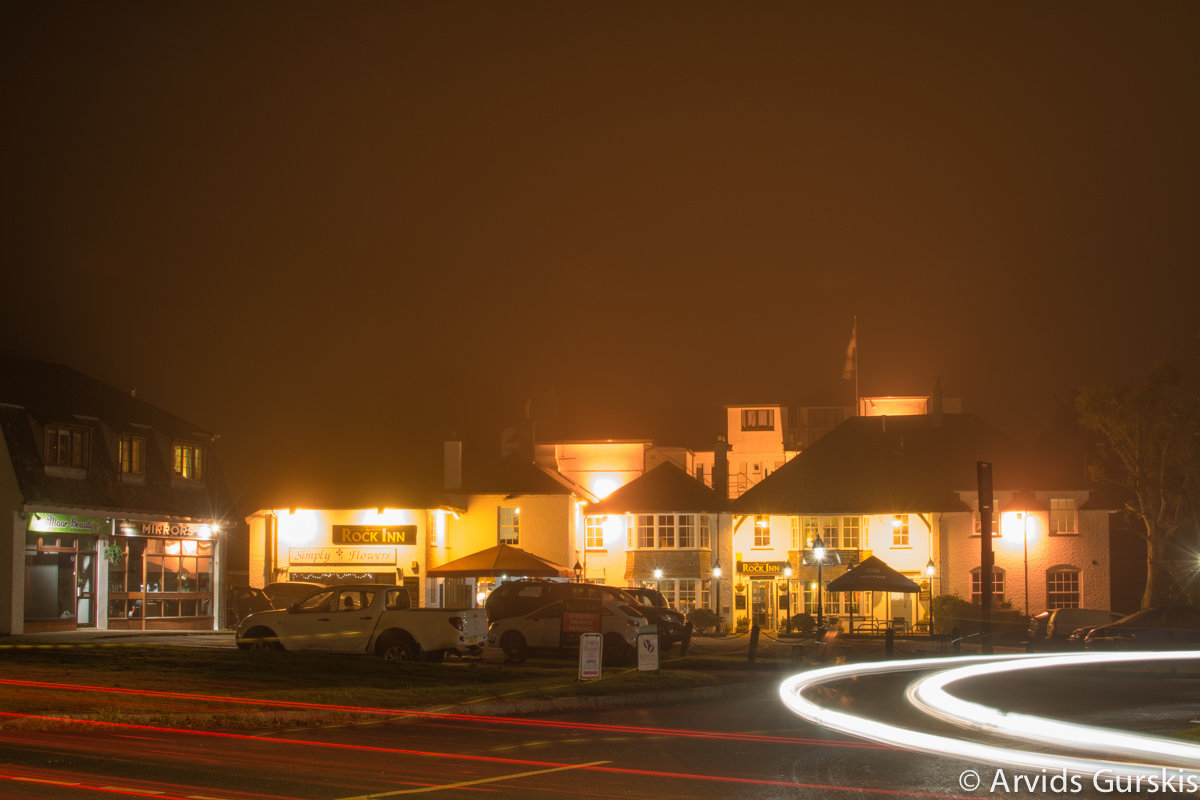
[[736, 559, 789, 631], [24, 512, 105, 632], [108, 519, 222, 631]]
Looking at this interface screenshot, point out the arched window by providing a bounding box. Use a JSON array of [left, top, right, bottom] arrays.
[[1046, 566, 1081, 609], [970, 566, 1005, 605]]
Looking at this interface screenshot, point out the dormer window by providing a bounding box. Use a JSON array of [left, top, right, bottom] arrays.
[[46, 424, 88, 468], [119, 434, 145, 476], [741, 409, 774, 431], [173, 442, 205, 481]]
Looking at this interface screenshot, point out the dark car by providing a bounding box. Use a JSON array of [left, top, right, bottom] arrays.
[[1084, 606, 1200, 650], [623, 587, 687, 646], [485, 579, 638, 623]]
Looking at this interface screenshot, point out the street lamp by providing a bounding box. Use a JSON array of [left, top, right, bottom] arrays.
[[573, 560, 583, 583], [925, 558, 936, 633], [812, 535, 826, 630], [711, 560, 721, 620], [783, 565, 793, 634]]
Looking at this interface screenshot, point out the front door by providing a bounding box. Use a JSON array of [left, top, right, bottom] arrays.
[[750, 580, 775, 630]]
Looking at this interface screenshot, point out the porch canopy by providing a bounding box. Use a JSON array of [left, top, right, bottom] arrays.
[[425, 544, 572, 579], [825, 556, 920, 594]]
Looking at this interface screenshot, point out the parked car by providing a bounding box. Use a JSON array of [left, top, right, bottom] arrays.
[[623, 587, 687, 647], [485, 579, 639, 622], [487, 595, 647, 665], [1045, 608, 1124, 644], [1084, 606, 1200, 650], [236, 583, 487, 662], [1027, 611, 1051, 644]]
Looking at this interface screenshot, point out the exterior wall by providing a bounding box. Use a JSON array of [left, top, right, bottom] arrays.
[[723, 405, 789, 498], [942, 504, 1111, 615], [437, 493, 574, 570], [537, 442, 647, 500]]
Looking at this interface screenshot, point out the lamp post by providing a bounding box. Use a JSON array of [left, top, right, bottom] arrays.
[[813, 535, 826, 630], [783, 565, 793, 634], [925, 558, 936, 633], [573, 560, 582, 583], [653, 567, 663, 591], [711, 560, 722, 626], [1022, 511, 1029, 618]]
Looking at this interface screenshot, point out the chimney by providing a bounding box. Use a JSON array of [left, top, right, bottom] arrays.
[[930, 377, 944, 426], [713, 436, 730, 500], [443, 438, 462, 491]]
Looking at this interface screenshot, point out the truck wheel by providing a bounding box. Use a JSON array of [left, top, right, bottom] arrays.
[[500, 631, 528, 663], [379, 632, 420, 662], [239, 628, 282, 651]]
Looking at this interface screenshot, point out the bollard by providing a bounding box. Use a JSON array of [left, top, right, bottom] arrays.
[[885, 625, 894, 658], [748, 623, 760, 664], [679, 620, 693, 658], [951, 626, 961, 655]]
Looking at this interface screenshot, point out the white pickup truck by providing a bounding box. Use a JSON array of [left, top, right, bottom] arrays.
[[235, 583, 486, 663]]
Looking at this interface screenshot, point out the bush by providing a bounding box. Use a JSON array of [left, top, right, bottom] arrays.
[[787, 613, 816, 634], [735, 617, 750, 633], [685, 607, 721, 634]]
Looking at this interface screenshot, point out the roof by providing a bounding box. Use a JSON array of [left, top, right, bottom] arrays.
[[825, 556, 922, 593], [732, 413, 1079, 515], [588, 462, 726, 514], [426, 544, 571, 578], [455, 452, 591, 499], [0, 356, 233, 521]]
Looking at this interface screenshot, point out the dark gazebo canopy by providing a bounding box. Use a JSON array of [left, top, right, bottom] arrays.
[[425, 544, 571, 578]]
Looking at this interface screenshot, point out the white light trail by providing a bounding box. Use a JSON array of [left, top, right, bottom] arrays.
[[778, 652, 1200, 780]]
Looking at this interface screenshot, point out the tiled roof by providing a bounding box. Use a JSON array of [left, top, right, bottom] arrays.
[[588, 462, 726, 514], [732, 413, 1079, 515], [456, 452, 588, 498], [0, 356, 233, 521]]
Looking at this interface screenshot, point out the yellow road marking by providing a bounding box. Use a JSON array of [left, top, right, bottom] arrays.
[[102, 787, 163, 795], [334, 760, 610, 798]]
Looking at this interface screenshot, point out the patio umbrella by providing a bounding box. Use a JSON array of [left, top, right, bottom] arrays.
[[425, 544, 572, 578], [825, 556, 920, 633]]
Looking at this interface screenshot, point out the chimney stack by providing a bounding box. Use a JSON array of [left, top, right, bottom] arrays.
[[713, 436, 730, 500]]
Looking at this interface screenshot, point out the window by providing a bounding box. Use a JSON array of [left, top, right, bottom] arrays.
[[699, 515, 711, 548], [46, 425, 88, 468], [892, 515, 910, 547], [626, 514, 636, 549], [585, 516, 605, 549], [970, 567, 1005, 605], [841, 516, 860, 549], [974, 510, 1000, 537], [657, 514, 675, 547], [1047, 567, 1080, 609], [173, 442, 205, 480], [741, 408, 774, 431], [1050, 498, 1077, 535], [637, 515, 655, 548], [790, 517, 801, 550], [107, 538, 214, 621], [678, 515, 695, 548], [119, 434, 145, 476], [498, 507, 519, 545], [754, 515, 770, 547]]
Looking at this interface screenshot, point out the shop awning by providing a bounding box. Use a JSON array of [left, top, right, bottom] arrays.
[[824, 556, 921, 593], [425, 544, 572, 578]]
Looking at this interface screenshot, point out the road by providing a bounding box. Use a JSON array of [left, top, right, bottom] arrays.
[[1, 655, 1198, 799]]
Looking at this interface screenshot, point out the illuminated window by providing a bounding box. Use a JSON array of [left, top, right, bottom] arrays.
[[892, 515, 910, 547], [657, 514, 676, 547], [585, 516, 604, 549], [119, 434, 145, 476], [46, 425, 88, 468], [970, 567, 1005, 605], [841, 516, 860, 549], [974, 511, 1000, 537], [678, 515, 696, 548], [1050, 498, 1077, 535], [699, 514, 711, 548], [1046, 567, 1080, 609], [741, 409, 774, 431], [790, 517, 801, 549], [821, 517, 839, 548], [638, 514, 655, 548], [754, 515, 770, 547], [172, 442, 205, 481], [497, 507, 519, 545]]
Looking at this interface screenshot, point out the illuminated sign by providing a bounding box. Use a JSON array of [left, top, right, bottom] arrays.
[[333, 525, 416, 545], [289, 547, 397, 565], [28, 513, 107, 535], [737, 560, 789, 576], [120, 521, 214, 538]]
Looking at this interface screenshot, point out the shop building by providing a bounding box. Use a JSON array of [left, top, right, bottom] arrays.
[[0, 357, 232, 633]]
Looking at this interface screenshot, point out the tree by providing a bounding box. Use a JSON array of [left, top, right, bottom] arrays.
[[1075, 363, 1200, 609]]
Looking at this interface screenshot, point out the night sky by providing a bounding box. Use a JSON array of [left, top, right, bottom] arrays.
[[5, 2, 1200, 510]]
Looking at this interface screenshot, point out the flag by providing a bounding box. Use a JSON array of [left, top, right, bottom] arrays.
[[842, 319, 857, 380]]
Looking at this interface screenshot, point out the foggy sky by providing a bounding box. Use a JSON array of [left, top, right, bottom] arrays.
[[5, 2, 1200, 510]]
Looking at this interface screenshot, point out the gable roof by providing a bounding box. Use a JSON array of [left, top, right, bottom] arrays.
[[588, 461, 725, 514], [455, 452, 592, 499], [0, 356, 232, 521], [732, 413, 1074, 515]]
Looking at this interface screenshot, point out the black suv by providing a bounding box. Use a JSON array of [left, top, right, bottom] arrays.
[[623, 587, 687, 647]]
